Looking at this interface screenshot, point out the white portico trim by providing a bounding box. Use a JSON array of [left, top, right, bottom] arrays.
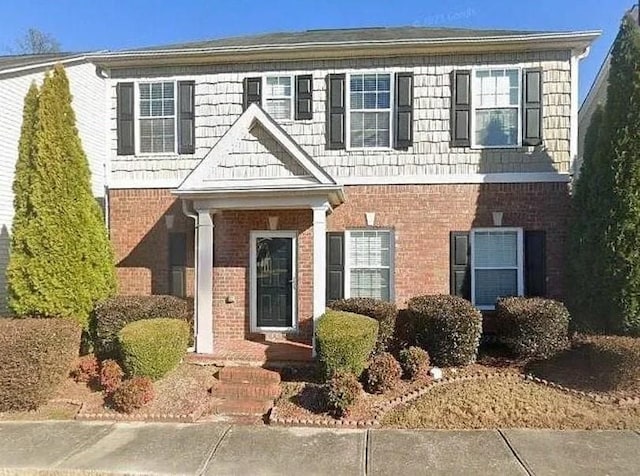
[[174, 103, 343, 354]]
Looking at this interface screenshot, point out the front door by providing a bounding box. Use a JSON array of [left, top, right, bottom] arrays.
[[251, 232, 296, 330]]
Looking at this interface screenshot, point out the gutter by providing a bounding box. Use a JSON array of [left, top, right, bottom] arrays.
[[0, 53, 103, 77]]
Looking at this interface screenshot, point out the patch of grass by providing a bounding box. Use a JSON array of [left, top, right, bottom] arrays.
[[382, 376, 640, 430], [0, 401, 79, 421]]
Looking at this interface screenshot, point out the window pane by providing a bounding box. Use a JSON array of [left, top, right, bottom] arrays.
[[265, 98, 292, 120], [474, 269, 518, 307], [265, 76, 291, 97], [140, 100, 150, 117], [474, 69, 520, 109], [377, 92, 390, 109], [474, 231, 518, 267], [475, 109, 518, 146], [350, 231, 390, 267], [363, 92, 377, 109], [139, 84, 150, 100], [364, 75, 377, 91], [139, 118, 175, 153], [151, 100, 163, 116], [163, 82, 174, 98], [350, 75, 363, 92], [351, 269, 390, 300], [351, 93, 363, 109], [349, 74, 391, 148], [151, 83, 162, 99]]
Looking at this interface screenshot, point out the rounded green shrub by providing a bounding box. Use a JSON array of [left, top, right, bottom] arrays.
[[325, 371, 362, 417], [496, 297, 570, 359], [364, 352, 402, 394], [328, 298, 397, 353], [408, 294, 482, 366], [399, 346, 430, 380], [118, 318, 189, 380], [91, 295, 193, 359], [315, 310, 378, 379]]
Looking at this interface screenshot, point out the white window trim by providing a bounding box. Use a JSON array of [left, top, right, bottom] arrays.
[[249, 230, 298, 333], [345, 72, 394, 152], [344, 229, 395, 301], [470, 66, 523, 150], [470, 227, 524, 310], [135, 79, 178, 156], [262, 74, 294, 122]]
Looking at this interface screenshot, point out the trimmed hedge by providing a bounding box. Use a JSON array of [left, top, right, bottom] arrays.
[[90, 295, 193, 358], [118, 318, 189, 380], [315, 310, 378, 379], [399, 346, 430, 380], [496, 297, 570, 359], [408, 295, 482, 366], [579, 336, 640, 391], [328, 298, 397, 353], [0, 318, 81, 411], [325, 371, 362, 417], [364, 352, 402, 394], [111, 376, 155, 413]]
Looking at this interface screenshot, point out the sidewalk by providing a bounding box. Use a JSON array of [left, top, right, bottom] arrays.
[[0, 422, 638, 475]]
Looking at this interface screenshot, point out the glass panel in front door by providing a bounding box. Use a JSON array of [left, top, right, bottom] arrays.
[[256, 237, 293, 328]]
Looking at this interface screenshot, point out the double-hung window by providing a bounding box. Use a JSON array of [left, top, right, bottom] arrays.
[[264, 76, 293, 120], [346, 230, 393, 300], [349, 73, 392, 148], [471, 228, 524, 309], [139, 82, 176, 153], [472, 68, 520, 147]]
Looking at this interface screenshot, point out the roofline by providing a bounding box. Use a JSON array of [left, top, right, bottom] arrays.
[[90, 31, 601, 68], [0, 53, 96, 77]]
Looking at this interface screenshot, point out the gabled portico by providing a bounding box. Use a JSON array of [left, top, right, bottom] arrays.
[[174, 104, 343, 355]]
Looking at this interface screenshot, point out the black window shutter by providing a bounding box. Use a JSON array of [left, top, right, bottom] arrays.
[[450, 70, 471, 147], [169, 232, 187, 267], [522, 69, 543, 146], [524, 230, 546, 296], [326, 73, 346, 149], [295, 74, 313, 120], [178, 81, 195, 154], [450, 231, 471, 300], [326, 232, 345, 302], [243, 77, 262, 110], [394, 72, 413, 149], [116, 82, 135, 155]]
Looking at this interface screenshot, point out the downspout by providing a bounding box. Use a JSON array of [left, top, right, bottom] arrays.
[[570, 46, 591, 179], [182, 199, 198, 353]]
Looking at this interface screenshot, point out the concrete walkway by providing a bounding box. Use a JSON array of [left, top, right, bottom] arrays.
[[0, 422, 638, 475]]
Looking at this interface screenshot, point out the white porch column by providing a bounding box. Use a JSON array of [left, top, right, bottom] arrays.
[[195, 209, 214, 354], [312, 204, 329, 356]]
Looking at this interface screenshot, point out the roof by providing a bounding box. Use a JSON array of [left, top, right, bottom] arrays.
[[134, 26, 550, 52], [0, 52, 81, 72], [92, 26, 600, 68]]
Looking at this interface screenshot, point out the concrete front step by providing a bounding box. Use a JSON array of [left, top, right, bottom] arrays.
[[217, 366, 281, 385], [216, 382, 281, 400], [213, 398, 273, 415]]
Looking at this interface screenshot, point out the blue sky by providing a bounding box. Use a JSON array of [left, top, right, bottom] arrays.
[[0, 0, 632, 102]]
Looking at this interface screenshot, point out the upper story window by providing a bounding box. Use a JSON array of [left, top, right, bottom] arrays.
[[472, 68, 520, 147], [139, 82, 176, 154], [264, 76, 293, 120], [348, 73, 392, 149]]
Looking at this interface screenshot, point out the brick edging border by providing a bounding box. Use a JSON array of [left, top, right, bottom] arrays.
[[269, 371, 640, 428], [71, 397, 214, 423]]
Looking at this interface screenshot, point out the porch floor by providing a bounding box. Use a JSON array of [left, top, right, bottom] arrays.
[[187, 338, 314, 367]]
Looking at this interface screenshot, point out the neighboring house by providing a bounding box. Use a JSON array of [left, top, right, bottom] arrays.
[[0, 53, 108, 313], [578, 6, 636, 176], [0, 26, 599, 357]]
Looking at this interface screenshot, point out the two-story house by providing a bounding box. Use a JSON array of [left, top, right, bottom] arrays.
[[0, 26, 599, 359]]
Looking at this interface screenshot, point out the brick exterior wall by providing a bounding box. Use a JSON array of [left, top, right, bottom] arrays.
[[109, 182, 570, 345]]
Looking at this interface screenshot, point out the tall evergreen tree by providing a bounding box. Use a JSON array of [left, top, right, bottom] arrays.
[[7, 65, 116, 327], [597, 14, 640, 335], [568, 105, 610, 332]]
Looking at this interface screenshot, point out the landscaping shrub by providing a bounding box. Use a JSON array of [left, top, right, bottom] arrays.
[[100, 359, 124, 394], [325, 371, 362, 417], [71, 354, 100, 384], [111, 376, 155, 413], [364, 352, 402, 394], [496, 297, 570, 359], [0, 318, 81, 411], [315, 310, 378, 379], [329, 298, 397, 353], [90, 295, 193, 358], [399, 346, 430, 380], [118, 318, 189, 380], [392, 308, 416, 352], [408, 294, 482, 366]]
